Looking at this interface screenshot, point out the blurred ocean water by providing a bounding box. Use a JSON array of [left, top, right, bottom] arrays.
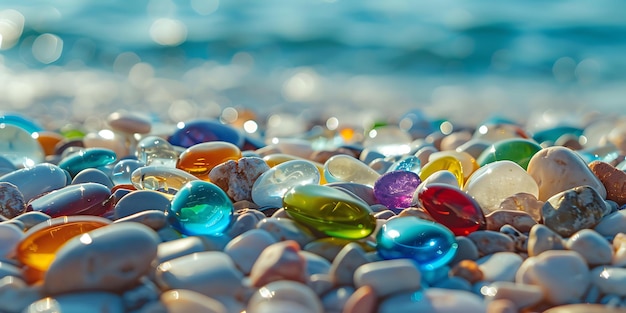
[[1, 0, 625, 132]]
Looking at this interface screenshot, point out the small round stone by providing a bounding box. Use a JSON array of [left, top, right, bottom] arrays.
[[0, 182, 25, 218]]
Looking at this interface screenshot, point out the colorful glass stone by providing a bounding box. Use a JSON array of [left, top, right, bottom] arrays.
[[324, 154, 380, 186], [168, 119, 244, 148], [532, 126, 583, 145], [417, 183, 486, 236], [16, 216, 111, 271], [58, 148, 117, 177], [252, 160, 321, 208], [476, 138, 542, 170], [130, 165, 198, 195], [429, 151, 478, 181], [418, 155, 464, 187], [27, 183, 113, 217], [111, 159, 146, 185], [0, 113, 43, 134], [136, 136, 179, 167], [33, 131, 64, 156], [373, 170, 421, 210], [376, 216, 458, 271], [166, 180, 234, 236], [283, 184, 376, 240], [386, 155, 421, 174], [263, 153, 327, 184], [176, 141, 242, 180], [0, 124, 45, 167]]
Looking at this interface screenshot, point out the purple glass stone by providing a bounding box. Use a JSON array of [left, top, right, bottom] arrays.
[[168, 119, 244, 148], [373, 170, 421, 210]]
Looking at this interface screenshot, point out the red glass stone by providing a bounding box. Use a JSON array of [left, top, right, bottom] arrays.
[[417, 183, 486, 236]]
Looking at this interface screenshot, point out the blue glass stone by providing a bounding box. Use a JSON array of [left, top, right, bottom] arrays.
[[167, 180, 234, 236], [58, 148, 117, 177], [376, 216, 458, 271], [532, 126, 584, 144], [168, 119, 244, 148], [0, 113, 43, 134], [387, 155, 421, 174]]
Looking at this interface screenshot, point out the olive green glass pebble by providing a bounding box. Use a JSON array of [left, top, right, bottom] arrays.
[[283, 184, 376, 240], [476, 138, 542, 170]]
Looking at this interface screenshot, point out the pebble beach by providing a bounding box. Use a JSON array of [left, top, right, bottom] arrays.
[[3, 1, 626, 312]]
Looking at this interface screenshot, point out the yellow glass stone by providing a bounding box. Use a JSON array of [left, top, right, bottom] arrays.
[[16, 216, 111, 272], [419, 155, 464, 187], [429, 151, 478, 182], [263, 153, 327, 184]]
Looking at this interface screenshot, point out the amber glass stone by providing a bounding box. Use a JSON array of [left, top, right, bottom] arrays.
[[34, 131, 64, 156], [16, 216, 111, 271], [177, 141, 242, 179]]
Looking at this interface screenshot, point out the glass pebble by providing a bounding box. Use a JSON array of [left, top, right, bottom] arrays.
[[0, 163, 68, 202], [473, 122, 529, 143], [324, 154, 380, 186], [263, 153, 327, 184], [429, 151, 478, 181], [16, 216, 111, 271], [283, 184, 376, 240], [168, 119, 244, 148], [373, 170, 421, 210], [376, 216, 458, 271], [417, 183, 486, 236], [57, 148, 117, 177], [532, 126, 583, 144], [130, 165, 198, 195], [386, 155, 421, 174], [111, 159, 145, 185], [176, 141, 241, 179], [419, 155, 464, 187], [33, 131, 64, 156], [27, 183, 113, 217], [135, 136, 178, 167], [0, 113, 43, 134], [166, 180, 234, 236], [476, 138, 542, 170], [0, 124, 45, 167], [252, 160, 321, 208]]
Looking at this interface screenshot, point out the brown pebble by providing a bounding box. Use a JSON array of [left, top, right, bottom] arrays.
[[486, 299, 518, 313], [248, 240, 307, 287], [589, 160, 626, 206], [467, 230, 515, 256], [449, 260, 484, 284], [543, 304, 626, 313], [498, 192, 544, 222], [233, 200, 260, 211], [485, 210, 537, 233], [342, 285, 377, 313]]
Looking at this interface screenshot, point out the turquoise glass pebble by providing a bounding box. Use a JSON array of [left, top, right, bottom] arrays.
[[532, 126, 583, 144], [376, 216, 458, 271], [167, 180, 234, 236], [0, 113, 43, 134], [387, 155, 421, 174], [58, 148, 117, 177]]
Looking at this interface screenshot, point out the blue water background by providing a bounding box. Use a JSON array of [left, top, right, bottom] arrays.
[[1, 0, 625, 132]]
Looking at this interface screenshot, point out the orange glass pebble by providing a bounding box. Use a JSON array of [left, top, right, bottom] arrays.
[[263, 153, 327, 184], [16, 216, 111, 272], [177, 142, 242, 180], [33, 131, 64, 156], [419, 155, 464, 187]]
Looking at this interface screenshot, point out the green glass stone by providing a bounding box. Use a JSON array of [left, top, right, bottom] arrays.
[[476, 138, 542, 170], [283, 184, 376, 240]]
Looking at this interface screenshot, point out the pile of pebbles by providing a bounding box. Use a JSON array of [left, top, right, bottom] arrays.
[[1, 110, 626, 313]]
